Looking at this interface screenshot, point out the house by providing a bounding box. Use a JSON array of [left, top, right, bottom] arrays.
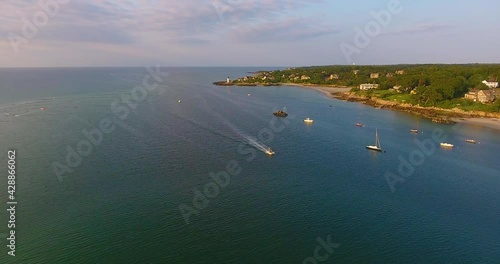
[[353, 70, 359, 75], [393, 85, 402, 92], [465, 89, 496, 103], [464, 89, 478, 101], [482, 80, 499, 88], [386, 73, 394, 78], [301, 75, 311, 80], [477, 90, 495, 103], [329, 74, 339, 80], [396, 70, 405, 75], [359, 84, 379, 90], [370, 73, 380, 79]]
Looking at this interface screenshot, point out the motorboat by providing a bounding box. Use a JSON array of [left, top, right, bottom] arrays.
[[265, 148, 275, 156], [304, 118, 314, 123]]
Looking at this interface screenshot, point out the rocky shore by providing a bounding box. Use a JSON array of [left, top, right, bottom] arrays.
[[333, 92, 500, 123]]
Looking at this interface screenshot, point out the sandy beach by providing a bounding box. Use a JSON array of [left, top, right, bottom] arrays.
[[452, 118, 500, 131], [279, 83, 351, 98]]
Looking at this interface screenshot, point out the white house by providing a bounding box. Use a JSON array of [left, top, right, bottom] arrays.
[[482, 80, 499, 88], [360, 84, 379, 90]]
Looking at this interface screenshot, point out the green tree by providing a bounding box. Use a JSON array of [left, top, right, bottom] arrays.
[[468, 74, 484, 87]]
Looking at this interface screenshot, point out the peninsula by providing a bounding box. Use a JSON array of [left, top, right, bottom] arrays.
[[214, 64, 500, 125]]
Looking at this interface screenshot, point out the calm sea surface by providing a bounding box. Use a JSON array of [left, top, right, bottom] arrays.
[[0, 67, 499, 263]]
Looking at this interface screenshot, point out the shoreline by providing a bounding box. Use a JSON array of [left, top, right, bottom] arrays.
[[278, 83, 351, 98], [451, 117, 500, 131], [213, 81, 500, 131]]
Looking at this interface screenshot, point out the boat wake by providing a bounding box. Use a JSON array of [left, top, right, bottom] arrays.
[[214, 114, 273, 154], [166, 83, 274, 155], [175, 111, 273, 155]]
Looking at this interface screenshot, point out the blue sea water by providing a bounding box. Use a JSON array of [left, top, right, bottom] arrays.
[[0, 67, 499, 263]]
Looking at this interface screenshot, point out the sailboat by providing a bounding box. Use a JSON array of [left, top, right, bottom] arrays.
[[366, 129, 383, 152], [410, 120, 419, 133]]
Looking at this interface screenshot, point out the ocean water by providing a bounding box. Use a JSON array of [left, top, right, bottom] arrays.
[[0, 67, 499, 263]]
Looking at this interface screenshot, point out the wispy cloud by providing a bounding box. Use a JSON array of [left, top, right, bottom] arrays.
[[384, 23, 452, 36], [231, 18, 339, 43], [0, 0, 326, 45]]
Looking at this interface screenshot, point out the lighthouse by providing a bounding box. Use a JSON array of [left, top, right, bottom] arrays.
[[226, 77, 230, 83]]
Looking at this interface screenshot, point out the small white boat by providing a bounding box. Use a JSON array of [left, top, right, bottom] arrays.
[[366, 129, 383, 152], [177, 100, 181, 103], [247, 93, 252, 96], [265, 148, 275, 156], [410, 120, 420, 133], [465, 139, 477, 144], [440, 143, 454, 148], [304, 118, 314, 123], [4, 113, 9, 116]]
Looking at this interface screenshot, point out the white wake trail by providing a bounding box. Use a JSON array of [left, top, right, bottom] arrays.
[[213, 112, 272, 154]]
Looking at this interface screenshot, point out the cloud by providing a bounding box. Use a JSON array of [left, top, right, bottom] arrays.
[[1, 0, 326, 44], [0, 0, 335, 66], [176, 37, 212, 46], [383, 23, 452, 36], [231, 18, 339, 43]]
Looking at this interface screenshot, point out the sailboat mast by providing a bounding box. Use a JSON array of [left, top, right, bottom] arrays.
[[375, 129, 380, 148]]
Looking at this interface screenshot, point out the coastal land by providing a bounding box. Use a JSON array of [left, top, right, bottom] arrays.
[[214, 64, 500, 130]]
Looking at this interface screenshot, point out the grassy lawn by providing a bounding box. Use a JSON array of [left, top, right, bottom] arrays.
[[385, 94, 414, 104]]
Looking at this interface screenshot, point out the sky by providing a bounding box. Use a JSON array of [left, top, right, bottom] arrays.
[[0, 0, 499, 67]]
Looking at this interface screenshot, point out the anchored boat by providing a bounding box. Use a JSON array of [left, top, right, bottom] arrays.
[[366, 129, 383, 152], [273, 110, 288, 117], [440, 143, 454, 148]]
